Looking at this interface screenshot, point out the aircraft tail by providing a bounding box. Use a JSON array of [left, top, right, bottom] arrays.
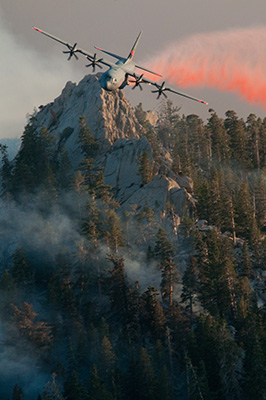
[[127, 31, 142, 61]]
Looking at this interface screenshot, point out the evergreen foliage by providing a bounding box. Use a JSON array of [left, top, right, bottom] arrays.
[[2, 105, 266, 399]]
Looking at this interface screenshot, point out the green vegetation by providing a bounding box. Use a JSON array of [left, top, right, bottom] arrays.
[[1, 106, 266, 399]]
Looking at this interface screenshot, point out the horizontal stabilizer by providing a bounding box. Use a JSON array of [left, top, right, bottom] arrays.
[[94, 46, 126, 62], [135, 65, 162, 78]]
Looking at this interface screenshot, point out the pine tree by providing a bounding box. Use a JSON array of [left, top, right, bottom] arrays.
[[217, 322, 243, 400], [106, 255, 129, 323], [181, 256, 199, 320], [141, 286, 166, 341], [0, 144, 13, 196], [11, 247, 34, 291], [0, 270, 17, 314], [12, 384, 24, 400], [198, 231, 238, 318], [225, 110, 249, 166], [136, 347, 155, 400], [207, 109, 230, 164], [252, 172, 266, 229], [244, 333, 266, 399], [153, 364, 173, 400], [88, 365, 113, 400], [154, 228, 178, 306], [246, 113, 261, 169], [240, 241, 253, 278], [99, 336, 116, 375], [138, 151, 154, 184], [42, 373, 64, 400], [78, 115, 99, 158], [186, 114, 208, 170], [174, 116, 192, 175], [208, 167, 222, 227], [105, 210, 125, 253], [63, 371, 88, 400], [160, 256, 178, 306], [154, 228, 173, 262], [235, 182, 253, 239], [193, 170, 210, 221], [58, 148, 73, 190], [11, 302, 53, 349]]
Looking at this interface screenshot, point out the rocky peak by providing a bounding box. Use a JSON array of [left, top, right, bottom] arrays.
[[30, 73, 195, 238], [35, 73, 142, 165]]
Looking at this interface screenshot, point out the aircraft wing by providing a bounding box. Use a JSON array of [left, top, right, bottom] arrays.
[[33, 27, 118, 69], [128, 72, 208, 105]]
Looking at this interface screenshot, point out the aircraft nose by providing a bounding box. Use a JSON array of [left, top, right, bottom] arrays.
[[100, 74, 112, 91], [106, 81, 113, 91]]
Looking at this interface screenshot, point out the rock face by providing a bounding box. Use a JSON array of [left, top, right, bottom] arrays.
[[35, 73, 142, 166], [100, 136, 152, 204], [32, 73, 195, 235]]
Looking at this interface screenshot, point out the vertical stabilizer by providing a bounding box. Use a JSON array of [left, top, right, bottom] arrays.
[[127, 31, 142, 61]]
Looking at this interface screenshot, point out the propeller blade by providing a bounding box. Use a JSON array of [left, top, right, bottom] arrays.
[[129, 74, 144, 90], [63, 43, 79, 60], [85, 54, 103, 71]]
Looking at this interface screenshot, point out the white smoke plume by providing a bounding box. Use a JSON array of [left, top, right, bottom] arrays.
[[0, 11, 82, 139]]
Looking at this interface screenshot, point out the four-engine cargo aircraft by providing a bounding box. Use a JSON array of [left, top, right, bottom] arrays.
[[33, 27, 208, 105]]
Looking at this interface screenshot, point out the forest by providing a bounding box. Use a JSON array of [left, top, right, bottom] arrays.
[[1, 101, 266, 399]]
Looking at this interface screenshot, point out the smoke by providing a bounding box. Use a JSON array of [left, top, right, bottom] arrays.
[[145, 26, 266, 109], [0, 10, 82, 139]]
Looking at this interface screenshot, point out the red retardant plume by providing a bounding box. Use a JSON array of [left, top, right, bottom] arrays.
[[145, 27, 266, 109]]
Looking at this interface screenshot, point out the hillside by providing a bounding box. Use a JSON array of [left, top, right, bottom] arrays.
[[1, 74, 266, 399]]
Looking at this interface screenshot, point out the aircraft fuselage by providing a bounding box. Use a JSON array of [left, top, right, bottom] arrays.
[[100, 60, 135, 91]]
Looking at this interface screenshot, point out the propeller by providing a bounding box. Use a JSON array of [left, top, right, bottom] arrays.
[[129, 74, 144, 91], [86, 53, 103, 72], [63, 43, 79, 60], [151, 82, 168, 99]]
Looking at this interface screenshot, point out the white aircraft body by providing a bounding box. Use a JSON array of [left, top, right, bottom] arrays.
[[33, 27, 208, 105]]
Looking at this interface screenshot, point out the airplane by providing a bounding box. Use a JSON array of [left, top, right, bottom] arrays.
[[33, 27, 208, 105]]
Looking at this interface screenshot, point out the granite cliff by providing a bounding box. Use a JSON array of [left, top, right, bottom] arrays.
[[30, 73, 195, 239]]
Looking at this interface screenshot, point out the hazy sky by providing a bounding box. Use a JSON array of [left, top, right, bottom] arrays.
[[2, 0, 266, 138]]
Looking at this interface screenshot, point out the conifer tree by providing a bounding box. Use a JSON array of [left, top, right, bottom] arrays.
[[106, 255, 129, 323], [225, 110, 249, 166], [138, 151, 154, 184], [11, 247, 34, 291], [208, 167, 222, 227], [105, 210, 125, 253], [181, 256, 199, 320], [186, 114, 210, 170], [58, 148, 73, 190], [0, 270, 17, 314], [99, 336, 116, 375], [174, 116, 192, 175], [235, 182, 253, 239], [244, 333, 266, 399], [63, 371, 88, 400], [42, 373, 64, 400], [0, 144, 13, 196], [136, 347, 155, 400], [88, 365, 113, 400], [160, 256, 178, 306], [154, 228, 178, 306], [240, 241, 253, 278], [207, 109, 230, 164], [141, 286, 166, 341], [246, 113, 261, 169], [12, 384, 24, 400], [11, 302, 53, 350]]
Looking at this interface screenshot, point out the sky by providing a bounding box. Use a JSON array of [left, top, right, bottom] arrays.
[[2, 0, 266, 138]]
